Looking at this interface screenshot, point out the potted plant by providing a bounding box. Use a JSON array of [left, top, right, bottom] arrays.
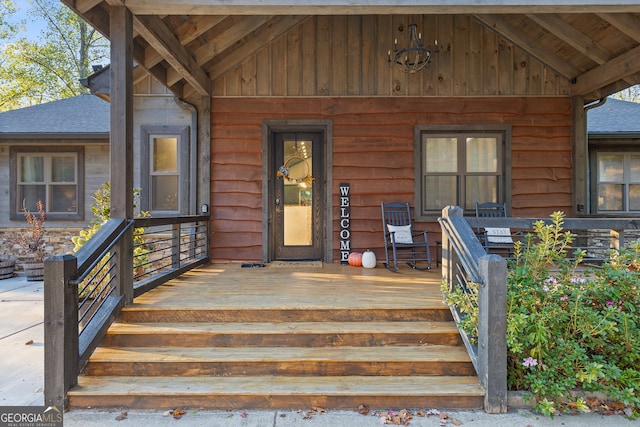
[[16, 200, 46, 281], [0, 257, 15, 280]]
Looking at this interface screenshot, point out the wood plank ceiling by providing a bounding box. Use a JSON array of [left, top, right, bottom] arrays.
[[63, 1, 640, 103]]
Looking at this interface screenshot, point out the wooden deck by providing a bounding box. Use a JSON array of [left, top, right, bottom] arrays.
[[68, 263, 485, 410]]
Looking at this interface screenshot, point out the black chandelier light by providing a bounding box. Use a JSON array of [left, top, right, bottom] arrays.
[[388, 23, 438, 73]]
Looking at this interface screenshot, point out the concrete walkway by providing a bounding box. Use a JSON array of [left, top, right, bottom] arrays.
[[0, 273, 636, 426]]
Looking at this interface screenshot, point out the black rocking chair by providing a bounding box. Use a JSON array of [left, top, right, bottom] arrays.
[[381, 202, 431, 271], [475, 202, 516, 257]]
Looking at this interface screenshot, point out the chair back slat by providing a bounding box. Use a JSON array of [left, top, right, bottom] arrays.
[[475, 202, 506, 218], [382, 202, 413, 227]]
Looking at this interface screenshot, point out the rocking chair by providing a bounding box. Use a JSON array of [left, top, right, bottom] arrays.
[[475, 202, 516, 257], [381, 202, 431, 271]]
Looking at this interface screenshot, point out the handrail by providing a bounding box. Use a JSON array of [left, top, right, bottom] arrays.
[[439, 206, 507, 414], [70, 219, 134, 286], [44, 213, 210, 409]]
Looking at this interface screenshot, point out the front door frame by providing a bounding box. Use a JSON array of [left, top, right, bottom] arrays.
[[262, 120, 333, 263]]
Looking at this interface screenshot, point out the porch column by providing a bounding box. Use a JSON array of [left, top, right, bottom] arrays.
[[110, 6, 134, 304], [572, 95, 587, 217]]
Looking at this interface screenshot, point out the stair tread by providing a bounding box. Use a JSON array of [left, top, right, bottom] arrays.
[[107, 321, 459, 334], [70, 375, 484, 397], [89, 345, 473, 363]]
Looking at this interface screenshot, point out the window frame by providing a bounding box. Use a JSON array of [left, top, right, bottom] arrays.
[[140, 125, 190, 216], [414, 125, 511, 221], [589, 139, 640, 216], [10, 146, 84, 221]]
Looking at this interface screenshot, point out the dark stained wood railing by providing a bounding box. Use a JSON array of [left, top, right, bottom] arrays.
[[44, 214, 209, 408], [438, 206, 507, 414]]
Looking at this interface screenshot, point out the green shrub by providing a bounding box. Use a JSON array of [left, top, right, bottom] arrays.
[[444, 211, 639, 417], [508, 212, 639, 416], [72, 182, 151, 277]]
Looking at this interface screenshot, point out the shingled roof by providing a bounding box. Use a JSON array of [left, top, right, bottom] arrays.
[[0, 94, 109, 139], [587, 98, 640, 137]]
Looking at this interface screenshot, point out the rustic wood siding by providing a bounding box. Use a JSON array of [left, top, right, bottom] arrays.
[[213, 15, 570, 98], [210, 97, 572, 263]]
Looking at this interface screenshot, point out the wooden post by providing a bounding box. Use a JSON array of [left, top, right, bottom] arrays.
[[110, 6, 134, 304], [440, 206, 463, 285], [44, 255, 78, 409], [478, 254, 508, 413], [172, 223, 181, 268]]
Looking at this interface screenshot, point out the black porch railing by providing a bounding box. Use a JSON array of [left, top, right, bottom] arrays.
[[43, 214, 209, 408], [438, 206, 640, 414]]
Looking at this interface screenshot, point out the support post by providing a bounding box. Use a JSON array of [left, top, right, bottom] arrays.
[[110, 6, 134, 304], [478, 254, 508, 413], [44, 255, 78, 409], [440, 206, 464, 285], [172, 223, 181, 268]]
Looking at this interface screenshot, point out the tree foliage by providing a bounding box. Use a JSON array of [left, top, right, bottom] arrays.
[[0, 0, 109, 111], [612, 85, 640, 103]]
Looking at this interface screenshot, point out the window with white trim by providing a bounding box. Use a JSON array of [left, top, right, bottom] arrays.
[[415, 126, 509, 219], [11, 147, 84, 220]]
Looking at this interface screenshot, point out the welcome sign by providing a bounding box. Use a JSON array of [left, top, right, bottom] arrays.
[[339, 183, 350, 264]]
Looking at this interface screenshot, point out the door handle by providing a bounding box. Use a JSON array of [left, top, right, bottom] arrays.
[[275, 198, 280, 206]]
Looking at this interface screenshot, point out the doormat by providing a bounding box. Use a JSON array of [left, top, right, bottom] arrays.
[[269, 261, 323, 268]]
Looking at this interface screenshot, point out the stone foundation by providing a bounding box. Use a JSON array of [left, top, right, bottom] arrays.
[[0, 228, 80, 268]]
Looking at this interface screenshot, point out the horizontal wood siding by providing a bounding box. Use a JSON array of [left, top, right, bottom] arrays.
[[211, 97, 572, 262], [213, 15, 570, 98]]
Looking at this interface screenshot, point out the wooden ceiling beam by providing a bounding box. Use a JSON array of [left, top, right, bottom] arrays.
[[134, 15, 213, 96], [175, 15, 228, 45], [194, 16, 273, 66], [122, 1, 640, 15], [137, 15, 227, 74], [596, 12, 640, 42], [525, 14, 611, 63], [75, 0, 103, 14], [572, 44, 640, 95], [472, 14, 577, 78], [526, 13, 638, 86]]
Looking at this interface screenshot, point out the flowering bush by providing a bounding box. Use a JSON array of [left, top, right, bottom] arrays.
[[16, 200, 47, 262], [508, 212, 639, 417]]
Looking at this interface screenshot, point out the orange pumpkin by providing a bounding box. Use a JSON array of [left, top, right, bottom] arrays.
[[348, 252, 363, 267]]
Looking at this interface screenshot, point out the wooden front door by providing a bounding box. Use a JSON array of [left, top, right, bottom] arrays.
[[273, 132, 323, 260]]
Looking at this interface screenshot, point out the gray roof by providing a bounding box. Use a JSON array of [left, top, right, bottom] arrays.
[[587, 97, 640, 136], [0, 94, 109, 138]]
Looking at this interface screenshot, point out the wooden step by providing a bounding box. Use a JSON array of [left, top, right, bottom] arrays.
[[101, 321, 462, 347], [84, 345, 476, 377], [117, 307, 453, 323], [68, 375, 485, 410]]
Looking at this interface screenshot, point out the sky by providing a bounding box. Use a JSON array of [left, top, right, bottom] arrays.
[[7, 0, 47, 41]]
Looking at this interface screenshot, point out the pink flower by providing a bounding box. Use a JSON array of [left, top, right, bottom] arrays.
[[542, 285, 550, 292], [606, 301, 614, 306], [570, 277, 586, 284], [560, 295, 569, 301], [523, 357, 538, 368]]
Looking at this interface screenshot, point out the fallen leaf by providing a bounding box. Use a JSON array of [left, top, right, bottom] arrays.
[[240, 412, 248, 418], [162, 410, 172, 417], [358, 403, 370, 415], [24, 340, 34, 345], [312, 406, 327, 413], [451, 418, 463, 426], [115, 411, 127, 421], [173, 409, 186, 419]]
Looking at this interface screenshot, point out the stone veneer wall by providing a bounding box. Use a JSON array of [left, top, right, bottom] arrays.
[[0, 228, 80, 268]]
